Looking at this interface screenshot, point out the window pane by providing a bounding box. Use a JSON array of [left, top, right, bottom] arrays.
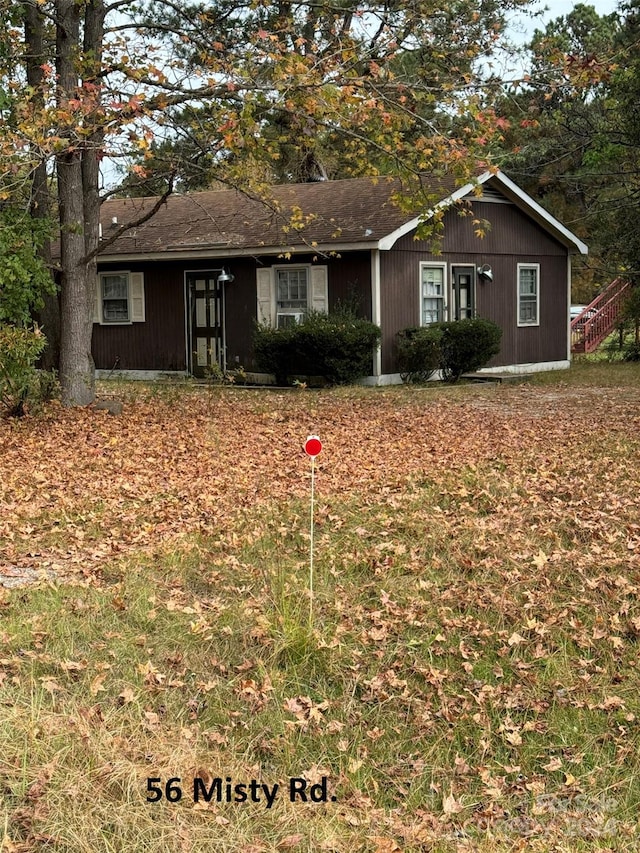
[[422, 267, 444, 296], [102, 275, 128, 299], [421, 267, 444, 324], [519, 302, 537, 323], [277, 269, 308, 309], [519, 268, 537, 293], [423, 298, 444, 324], [102, 274, 129, 322], [103, 300, 129, 322]]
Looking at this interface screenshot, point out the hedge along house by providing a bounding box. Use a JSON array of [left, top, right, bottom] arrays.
[[93, 170, 588, 383]]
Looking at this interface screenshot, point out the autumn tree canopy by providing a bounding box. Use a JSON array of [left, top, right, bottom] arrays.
[[495, 2, 640, 296], [2, 0, 529, 405]]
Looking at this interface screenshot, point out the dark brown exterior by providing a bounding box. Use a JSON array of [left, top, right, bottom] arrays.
[[93, 261, 187, 371], [93, 177, 578, 378], [93, 252, 372, 372], [379, 201, 569, 373]]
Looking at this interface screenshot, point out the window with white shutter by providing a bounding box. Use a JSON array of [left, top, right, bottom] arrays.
[[257, 265, 328, 328], [95, 271, 145, 324]]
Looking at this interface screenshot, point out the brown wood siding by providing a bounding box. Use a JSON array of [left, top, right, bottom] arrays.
[[218, 257, 263, 371], [95, 252, 372, 373], [232, 252, 372, 370], [381, 202, 569, 373], [394, 202, 566, 256], [93, 261, 187, 371]]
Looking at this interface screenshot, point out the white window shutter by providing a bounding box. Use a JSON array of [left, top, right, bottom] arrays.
[[311, 266, 328, 313], [130, 272, 145, 322], [93, 276, 102, 324], [256, 267, 275, 327]]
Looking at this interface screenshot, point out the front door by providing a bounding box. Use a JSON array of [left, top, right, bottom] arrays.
[[451, 266, 475, 321], [188, 272, 224, 377]]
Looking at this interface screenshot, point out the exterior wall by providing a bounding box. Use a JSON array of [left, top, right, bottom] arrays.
[[228, 251, 372, 370], [380, 201, 569, 373], [93, 261, 187, 371], [94, 198, 571, 376], [94, 252, 372, 373]]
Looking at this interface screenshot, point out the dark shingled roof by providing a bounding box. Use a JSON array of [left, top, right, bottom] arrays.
[[98, 175, 459, 258]]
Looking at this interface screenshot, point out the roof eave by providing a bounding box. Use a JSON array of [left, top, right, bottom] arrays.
[[96, 240, 380, 264]]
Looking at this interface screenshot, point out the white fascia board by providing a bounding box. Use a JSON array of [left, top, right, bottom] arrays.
[[377, 170, 589, 255], [485, 172, 589, 255], [377, 178, 482, 250]]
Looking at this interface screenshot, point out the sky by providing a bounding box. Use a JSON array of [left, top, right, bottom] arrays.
[[511, 0, 621, 40]]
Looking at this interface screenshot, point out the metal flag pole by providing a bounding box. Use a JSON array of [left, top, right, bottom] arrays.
[[304, 435, 322, 625]]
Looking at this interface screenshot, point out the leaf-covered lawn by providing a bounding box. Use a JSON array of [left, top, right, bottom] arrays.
[[1, 373, 640, 851]]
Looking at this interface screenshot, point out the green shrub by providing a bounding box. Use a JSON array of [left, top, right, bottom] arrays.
[[623, 341, 640, 362], [439, 317, 502, 382], [395, 326, 443, 383], [0, 324, 48, 416], [253, 324, 297, 386], [38, 368, 60, 402], [395, 319, 502, 383], [0, 210, 55, 325], [253, 309, 381, 385]]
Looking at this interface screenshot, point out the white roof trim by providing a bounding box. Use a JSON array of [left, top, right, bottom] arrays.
[[377, 177, 481, 250], [489, 171, 588, 255], [378, 170, 588, 255]]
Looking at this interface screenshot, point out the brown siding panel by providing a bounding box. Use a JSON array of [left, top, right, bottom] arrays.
[[93, 262, 187, 371], [95, 252, 372, 373], [381, 202, 569, 373]]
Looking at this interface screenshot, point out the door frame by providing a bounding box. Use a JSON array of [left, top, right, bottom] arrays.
[[184, 269, 228, 376], [450, 264, 477, 321]]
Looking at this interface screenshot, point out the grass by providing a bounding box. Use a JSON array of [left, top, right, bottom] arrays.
[[1, 362, 640, 851]]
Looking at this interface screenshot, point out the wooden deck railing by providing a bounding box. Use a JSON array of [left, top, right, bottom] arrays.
[[571, 277, 632, 354]]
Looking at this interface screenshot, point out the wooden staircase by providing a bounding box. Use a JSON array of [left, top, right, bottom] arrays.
[[571, 277, 632, 354]]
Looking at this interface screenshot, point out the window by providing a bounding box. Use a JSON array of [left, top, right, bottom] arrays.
[[276, 267, 308, 328], [257, 266, 327, 328], [420, 264, 446, 325], [518, 264, 539, 326], [95, 271, 145, 324], [101, 273, 130, 323], [277, 268, 308, 310]]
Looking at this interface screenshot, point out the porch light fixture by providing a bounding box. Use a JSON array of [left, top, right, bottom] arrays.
[[477, 264, 493, 282], [218, 268, 234, 284]]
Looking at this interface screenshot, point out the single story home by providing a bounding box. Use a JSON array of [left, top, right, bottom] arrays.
[[93, 170, 588, 383]]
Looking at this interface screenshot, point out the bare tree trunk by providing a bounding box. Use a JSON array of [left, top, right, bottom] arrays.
[[56, 0, 95, 406], [56, 0, 104, 406], [58, 155, 95, 406]]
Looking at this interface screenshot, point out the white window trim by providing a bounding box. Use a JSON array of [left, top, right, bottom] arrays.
[[419, 262, 447, 326], [275, 265, 312, 328], [517, 263, 540, 328], [99, 270, 132, 325]]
